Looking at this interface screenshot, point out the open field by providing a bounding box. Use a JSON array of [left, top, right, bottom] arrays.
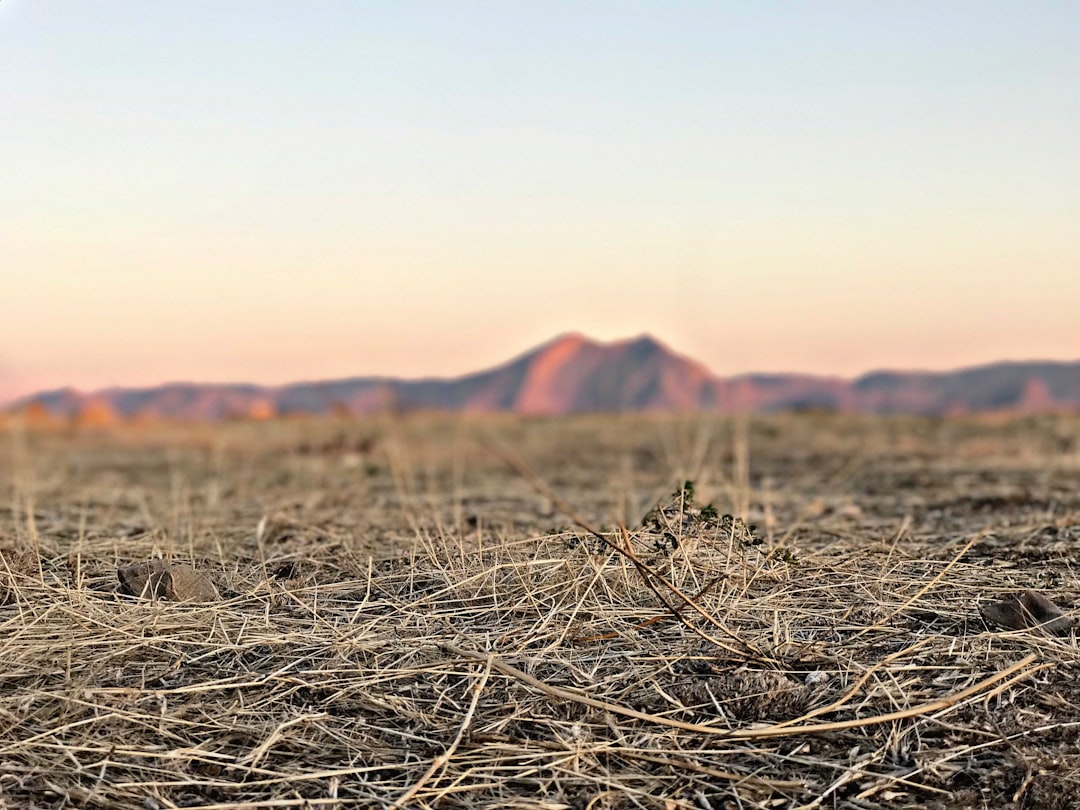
[[2, 414, 1079, 809]]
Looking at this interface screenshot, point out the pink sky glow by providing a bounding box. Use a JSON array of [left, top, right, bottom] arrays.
[[2, 2, 1077, 402]]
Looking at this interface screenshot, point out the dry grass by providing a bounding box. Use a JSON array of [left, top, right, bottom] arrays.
[[1, 414, 1079, 809]]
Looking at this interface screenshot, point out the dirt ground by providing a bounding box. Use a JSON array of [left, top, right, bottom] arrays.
[[1, 413, 1078, 809]]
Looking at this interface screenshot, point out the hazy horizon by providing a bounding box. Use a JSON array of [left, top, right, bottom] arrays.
[[6, 330, 1080, 406], [2, 2, 1077, 402]]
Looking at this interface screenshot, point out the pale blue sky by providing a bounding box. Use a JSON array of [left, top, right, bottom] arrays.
[[1, 1, 1077, 400]]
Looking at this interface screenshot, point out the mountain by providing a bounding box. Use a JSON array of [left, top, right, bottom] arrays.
[[7, 334, 1080, 420]]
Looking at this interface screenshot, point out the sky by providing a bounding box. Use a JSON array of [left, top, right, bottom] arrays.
[[1, 1, 1077, 402]]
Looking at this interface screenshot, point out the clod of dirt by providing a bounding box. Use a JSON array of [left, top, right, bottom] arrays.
[[0, 549, 39, 604], [118, 560, 219, 602], [671, 668, 810, 722], [1025, 774, 1080, 810], [979, 590, 1074, 636], [0, 549, 38, 576], [271, 561, 299, 580], [639, 482, 764, 555]]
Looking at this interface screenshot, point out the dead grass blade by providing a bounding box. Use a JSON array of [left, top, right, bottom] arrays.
[[444, 643, 1045, 740]]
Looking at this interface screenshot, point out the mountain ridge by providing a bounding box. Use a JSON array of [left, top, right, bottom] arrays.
[[7, 334, 1080, 421]]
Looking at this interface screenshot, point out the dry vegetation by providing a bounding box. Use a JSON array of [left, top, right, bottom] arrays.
[[1, 413, 1079, 809]]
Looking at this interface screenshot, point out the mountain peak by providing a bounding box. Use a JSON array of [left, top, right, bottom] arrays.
[[619, 333, 671, 359], [537, 332, 672, 360], [542, 331, 593, 352], [626, 333, 665, 349]]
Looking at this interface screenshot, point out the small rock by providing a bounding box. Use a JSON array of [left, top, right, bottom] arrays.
[[118, 560, 169, 598], [979, 590, 1073, 637], [165, 563, 219, 602], [118, 560, 218, 603]]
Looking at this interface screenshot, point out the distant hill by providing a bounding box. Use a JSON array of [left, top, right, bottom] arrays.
[[8, 333, 1080, 420]]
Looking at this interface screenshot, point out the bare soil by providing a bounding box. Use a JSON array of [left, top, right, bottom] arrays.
[[1, 413, 1079, 809]]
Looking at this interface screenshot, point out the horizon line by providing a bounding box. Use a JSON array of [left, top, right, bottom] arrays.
[[5, 331, 1080, 408]]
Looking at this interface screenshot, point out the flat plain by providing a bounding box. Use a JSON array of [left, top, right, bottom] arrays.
[[1, 413, 1079, 809]]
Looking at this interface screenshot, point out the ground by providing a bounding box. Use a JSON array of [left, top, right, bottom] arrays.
[[1, 413, 1078, 809]]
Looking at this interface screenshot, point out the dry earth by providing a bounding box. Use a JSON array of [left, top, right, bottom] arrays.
[[1, 414, 1079, 809]]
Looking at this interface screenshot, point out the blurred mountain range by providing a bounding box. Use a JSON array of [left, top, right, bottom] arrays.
[[7, 333, 1080, 424]]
